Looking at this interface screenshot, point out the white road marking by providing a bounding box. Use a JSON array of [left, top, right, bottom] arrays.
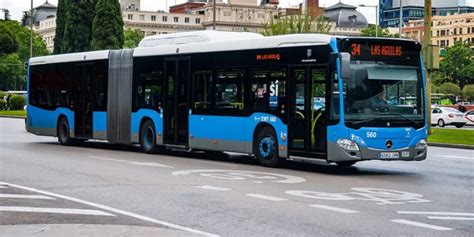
[[310, 204, 358, 213], [0, 186, 6, 189], [129, 162, 173, 168], [191, 160, 238, 167], [434, 155, 474, 161], [196, 185, 231, 191], [397, 211, 474, 216], [172, 170, 306, 184], [391, 219, 453, 231], [0, 206, 115, 216], [245, 194, 287, 202], [427, 216, 474, 221], [88, 156, 128, 163], [0, 182, 218, 237], [0, 194, 55, 200], [88, 156, 173, 168]]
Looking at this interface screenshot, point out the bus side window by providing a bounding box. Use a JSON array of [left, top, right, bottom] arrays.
[[133, 57, 163, 111], [251, 69, 286, 115], [214, 70, 244, 111], [193, 71, 212, 111]]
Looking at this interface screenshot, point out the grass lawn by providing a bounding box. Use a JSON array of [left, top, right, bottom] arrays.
[[429, 128, 474, 146], [0, 110, 26, 117]]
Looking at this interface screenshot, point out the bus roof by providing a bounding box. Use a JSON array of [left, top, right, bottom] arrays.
[[29, 32, 334, 65]]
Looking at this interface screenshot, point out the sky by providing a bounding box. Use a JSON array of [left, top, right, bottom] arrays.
[[0, 0, 382, 23]]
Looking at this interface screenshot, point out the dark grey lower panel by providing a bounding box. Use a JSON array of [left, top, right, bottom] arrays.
[[327, 141, 427, 162], [189, 138, 247, 154], [131, 132, 163, 145], [93, 130, 107, 140], [26, 127, 57, 137]]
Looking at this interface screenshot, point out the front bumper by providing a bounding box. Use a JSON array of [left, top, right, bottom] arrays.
[[328, 141, 427, 162]]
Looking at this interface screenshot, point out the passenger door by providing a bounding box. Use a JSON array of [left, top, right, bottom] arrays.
[[288, 66, 328, 155], [73, 63, 94, 138], [163, 58, 190, 146]]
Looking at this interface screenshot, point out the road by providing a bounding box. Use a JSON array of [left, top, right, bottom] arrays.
[[1, 117, 473, 236]]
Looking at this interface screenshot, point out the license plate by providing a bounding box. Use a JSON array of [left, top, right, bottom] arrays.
[[380, 152, 399, 159]]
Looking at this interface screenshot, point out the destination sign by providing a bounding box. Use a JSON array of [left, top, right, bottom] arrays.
[[340, 38, 421, 65]]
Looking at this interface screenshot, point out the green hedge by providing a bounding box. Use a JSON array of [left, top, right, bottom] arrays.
[[9, 95, 26, 110], [0, 99, 6, 110]]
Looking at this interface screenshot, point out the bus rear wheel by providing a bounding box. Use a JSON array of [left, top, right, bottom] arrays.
[[57, 117, 82, 146], [254, 127, 281, 167], [140, 120, 158, 154]]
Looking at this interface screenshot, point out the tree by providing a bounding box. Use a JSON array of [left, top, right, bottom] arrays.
[[54, 0, 69, 54], [0, 21, 18, 56], [91, 0, 124, 50], [440, 42, 474, 89], [20, 11, 31, 26], [124, 28, 143, 48], [0, 21, 47, 91], [62, 0, 96, 53], [262, 14, 331, 36], [360, 25, 399, 38], [463, 84, 474, 102], [437, 82, 461, 96], [0, 53, 23, 91]]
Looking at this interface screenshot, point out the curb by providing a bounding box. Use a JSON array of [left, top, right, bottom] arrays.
[[0, 115, 25, 119], [428, 142, 474, 150]]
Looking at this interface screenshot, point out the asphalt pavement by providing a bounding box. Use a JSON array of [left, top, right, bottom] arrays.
[[0, 117, 473, 236]]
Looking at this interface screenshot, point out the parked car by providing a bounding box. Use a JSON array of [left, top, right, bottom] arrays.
[[431, 107, 466, 128], [465, 110, 474, 126]]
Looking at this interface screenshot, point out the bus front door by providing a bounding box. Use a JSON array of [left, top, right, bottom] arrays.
[[73, 63, 94, 139], [289, 66, 327, 157], [164, 58, 190, 146]]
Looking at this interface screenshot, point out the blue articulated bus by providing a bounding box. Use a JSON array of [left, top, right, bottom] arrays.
[[26, 31, 427, 167]]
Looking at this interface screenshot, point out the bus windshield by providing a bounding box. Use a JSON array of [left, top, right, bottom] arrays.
[[344, 61, 424, 125]]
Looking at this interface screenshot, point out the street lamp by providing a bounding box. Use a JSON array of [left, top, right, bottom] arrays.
[[359, 4, 379, 38]]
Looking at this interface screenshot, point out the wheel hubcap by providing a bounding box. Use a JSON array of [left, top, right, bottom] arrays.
[[259, 136, 275, 159]]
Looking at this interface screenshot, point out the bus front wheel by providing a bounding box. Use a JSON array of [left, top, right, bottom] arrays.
[[140, 120, 158, 154], [254, 127, 281, 167]]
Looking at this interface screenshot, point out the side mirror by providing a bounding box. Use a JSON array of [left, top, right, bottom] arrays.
[[340, 52, 351, 80]]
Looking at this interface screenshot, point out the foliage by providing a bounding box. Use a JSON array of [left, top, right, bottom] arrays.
[[91, 0, 124, 50], [0, 21, 19, 56], [21, 11, 31, 26], [0, 90, 5, 100], [463, 84, 474, 102], [0, 53, 24, 91], [262, 14, 331, 36], [0, 21, 47, 91], [62, 0, 96, 53], [360, 25, 400, 38], [437, 82, 461, 96], [9, 95, 26, 110], [0, 99, 5, 110], [124, 28, 143, 48], [54, 0, 69, 54], [439, 42, 474, 89]]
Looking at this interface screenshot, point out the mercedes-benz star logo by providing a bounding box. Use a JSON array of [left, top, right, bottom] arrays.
[[385, 140, 393, 149]]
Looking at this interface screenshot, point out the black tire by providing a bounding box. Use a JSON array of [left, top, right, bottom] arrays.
[[140, 120, 158, 154], [57, 117, 72, 145], [57, 117, 84, 146], [455, 124, 464, 128], [438, 119, 445, 127], [254, 127, 281, 167], [336, 161, 357, 167]]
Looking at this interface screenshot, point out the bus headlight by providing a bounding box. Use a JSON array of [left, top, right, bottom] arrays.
[[337, 139, 360, 151], [416, 139, 427, 149]]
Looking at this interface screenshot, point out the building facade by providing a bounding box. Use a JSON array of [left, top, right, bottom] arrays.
[[380, 0, 474, 28], [403, 12, 474, 51], [324, 3, 368, 36]]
